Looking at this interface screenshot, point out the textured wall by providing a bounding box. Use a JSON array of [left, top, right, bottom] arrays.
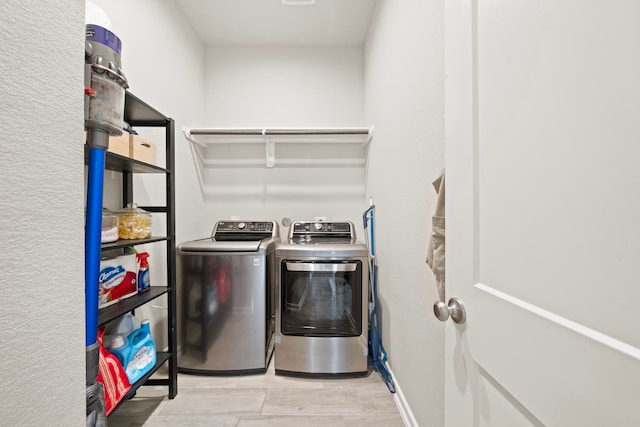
[[364, 0, 445, 425], [0, 0, 86, 425]]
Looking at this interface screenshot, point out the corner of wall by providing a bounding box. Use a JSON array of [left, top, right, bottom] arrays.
[[363, 0, 445, 426]]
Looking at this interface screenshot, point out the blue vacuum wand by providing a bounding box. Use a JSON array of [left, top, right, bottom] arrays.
[[363, 199, 396, 393]]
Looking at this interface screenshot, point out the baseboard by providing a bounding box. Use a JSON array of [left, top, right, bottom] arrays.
[[386, 362, 419, 427]]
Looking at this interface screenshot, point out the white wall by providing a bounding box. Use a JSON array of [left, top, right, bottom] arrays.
[[90, 0, 206, 348], [70, 3, 444, 426], [364, 0, 445, 425], [200, 45, 369, 232], [205, 46, 363, 127], [0, 0, 86, 424], [91, 0, 207, 243]]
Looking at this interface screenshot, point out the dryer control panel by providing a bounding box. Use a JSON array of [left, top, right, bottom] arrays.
[[291, 221, 351, 234]]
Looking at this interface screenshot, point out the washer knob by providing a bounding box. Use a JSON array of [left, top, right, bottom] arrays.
[[314, 223, 323, 231], [238, 222, 246, 229]]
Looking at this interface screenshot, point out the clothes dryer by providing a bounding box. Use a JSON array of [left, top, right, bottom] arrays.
[[275, 221, 368, 376]]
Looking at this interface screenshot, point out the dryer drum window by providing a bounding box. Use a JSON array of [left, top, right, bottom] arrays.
[[280, 260, 363, 337]]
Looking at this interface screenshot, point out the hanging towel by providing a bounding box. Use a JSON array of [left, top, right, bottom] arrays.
[[426, 170, 446, 302]]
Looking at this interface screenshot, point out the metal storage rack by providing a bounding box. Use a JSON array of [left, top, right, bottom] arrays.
[[84, 91, 177, 412]]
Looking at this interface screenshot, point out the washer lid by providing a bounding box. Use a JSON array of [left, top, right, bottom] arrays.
[[178, 238, 261, 253]]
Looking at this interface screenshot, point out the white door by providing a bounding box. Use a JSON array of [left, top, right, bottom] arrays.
[[444, 1, 640, 425]]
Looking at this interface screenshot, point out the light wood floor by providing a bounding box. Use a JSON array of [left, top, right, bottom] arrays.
[[108, 360, 404, 426]]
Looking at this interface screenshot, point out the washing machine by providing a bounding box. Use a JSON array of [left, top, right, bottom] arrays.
[[177, 220, 279, 374]]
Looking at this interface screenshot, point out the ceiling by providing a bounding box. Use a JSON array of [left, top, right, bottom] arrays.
[[174, 0, 376, 46]]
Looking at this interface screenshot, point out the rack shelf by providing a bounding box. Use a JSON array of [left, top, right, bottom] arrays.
[[101, 236, 169, 251], [109, 352, 171, 415], [84, 145, 167, 174], [183, 126, 374, 196], [86, 91, 177, 410], [98, 287, 169, 326], [185, 126, 373, 142], [125, 91, 169, 123]]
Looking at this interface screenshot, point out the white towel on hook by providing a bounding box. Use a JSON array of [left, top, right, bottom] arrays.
[[426, 169, 445, 302]]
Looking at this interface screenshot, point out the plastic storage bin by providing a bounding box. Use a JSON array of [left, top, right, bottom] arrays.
[[101, 209, 119, 243]]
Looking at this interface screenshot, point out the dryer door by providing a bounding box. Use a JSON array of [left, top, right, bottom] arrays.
[[280, 261, 362, 337]]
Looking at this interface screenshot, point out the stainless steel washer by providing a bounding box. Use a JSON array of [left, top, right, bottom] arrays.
[[274, 221, 369, 376], [177, 220, 279, 374]]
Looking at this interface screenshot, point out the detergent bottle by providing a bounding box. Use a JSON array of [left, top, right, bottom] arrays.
[[106, 312, 141, 337], [108, 334, 129, 367], [108, 320, 156, 384], [136, 252, 150, 292]]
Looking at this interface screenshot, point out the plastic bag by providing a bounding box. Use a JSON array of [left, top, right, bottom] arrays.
[[96, 326, 131, 415]]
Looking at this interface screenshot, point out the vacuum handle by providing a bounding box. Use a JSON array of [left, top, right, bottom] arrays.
[[128, 329, 145, 346], [362, 205, 375, 229], [362, 204, 375, 256]]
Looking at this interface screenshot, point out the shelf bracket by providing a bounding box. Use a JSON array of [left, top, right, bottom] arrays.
[[183, 126, 207, 148], [264, 130, 276, 168]]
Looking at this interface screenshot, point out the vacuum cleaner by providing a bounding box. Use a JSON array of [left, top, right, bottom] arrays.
[[84, 22, 128, 426]]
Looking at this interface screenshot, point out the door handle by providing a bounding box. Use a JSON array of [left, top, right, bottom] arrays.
[[285, 262, 357, 272], [433, 297, 466, 324], [426, 170, 466, 324]]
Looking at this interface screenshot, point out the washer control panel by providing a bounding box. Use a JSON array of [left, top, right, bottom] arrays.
[[213, 221, 276, 238]]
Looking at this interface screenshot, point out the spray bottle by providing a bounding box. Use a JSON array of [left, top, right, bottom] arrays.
[[136, 252, 150, 292]]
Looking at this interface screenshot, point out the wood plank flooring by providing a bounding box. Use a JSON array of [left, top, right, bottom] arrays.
[[108, 360, 404, 426]]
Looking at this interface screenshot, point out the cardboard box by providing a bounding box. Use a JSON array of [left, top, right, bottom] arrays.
[[98, 253, 138, 309], [85, 131, 130, 157], [130, 136, 156, 165], [108, 133, 131, 157], [85, 131, 156, 164]]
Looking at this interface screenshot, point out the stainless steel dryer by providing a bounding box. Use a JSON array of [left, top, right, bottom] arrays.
[[177, 221, 279, 374], [274, 221, 369, 376]]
